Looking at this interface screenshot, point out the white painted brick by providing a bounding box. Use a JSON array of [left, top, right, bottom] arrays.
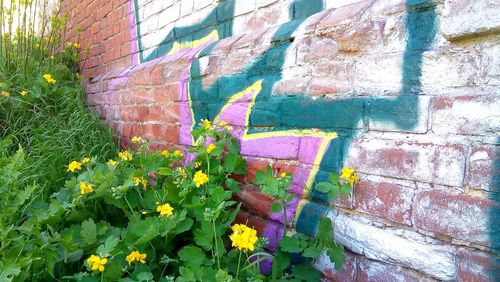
[[180, 0, 194, 17], [330, 212, 457, 280], [234, 0, 255, 16], [324, 0, 365, 9], [157, 2, 181, 26], [421, 50, 480, 92], [255, 0, 279, 8], [432, 96, 500, 136], [352, 54, 404, 91], [441, 0, 500, 40], [193, 0, 213, 10]]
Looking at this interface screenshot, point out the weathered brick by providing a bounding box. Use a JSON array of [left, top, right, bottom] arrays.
[[441, 0, 500, 40], [346, 139, 466, 187], [456, 247, 499, 282], [356, 258, 431, 282], [432, 96, 500, 136], [233, 187, 274, 219], [317, 251, 357, 282], [465, 145, 497, 191], [414, 190, 494, 246], [355, 180, 414, 225], [316, 0, 374, 32]]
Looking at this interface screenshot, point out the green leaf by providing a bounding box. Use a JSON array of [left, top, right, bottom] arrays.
[[179, 246, 206, 266], [302, 246, 323, 258], [0, 266, 21, 282], [253, 165, 275, 186], [81, 218, 97, 245], [327, 244, 345, 270], [225, 178, 240, 192], [292, 264, 322, 281], [194, 223, 213, 250], [173, 218, 193, 234], [316, 217, 334, 246], [279, 236, 305, 253], [271, 203, 282, 213], [136, 272, 154, 281], [328, 173, 340, 184], [134, 224, 159, 246], [96, 235, 119, 256], [315, 182, 332, 193]]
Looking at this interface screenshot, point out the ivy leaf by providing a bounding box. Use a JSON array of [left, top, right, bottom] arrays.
[[96, 235, 119, 256], [279, 236, 305, 253], [302, 246, 323, 258], [179, 246, 206, 266], [81, 218, 97, 245], [271, 203, 282, 213]]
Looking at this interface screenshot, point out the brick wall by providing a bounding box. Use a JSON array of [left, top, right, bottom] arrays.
[[62, 0, 500, 281]]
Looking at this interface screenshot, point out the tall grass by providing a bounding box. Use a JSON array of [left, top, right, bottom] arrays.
[[0, 0, 117, 194]]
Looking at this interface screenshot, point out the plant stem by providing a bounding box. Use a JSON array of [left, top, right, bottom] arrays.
[[236, 250, 242, 279], [212, 219, 220, 270], [282, 199, 287, 238]]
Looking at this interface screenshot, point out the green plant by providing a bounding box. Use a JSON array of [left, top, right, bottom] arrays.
[[0, 1, 116, 193], [254, 166, 359, 280], [16, 120, 273, 281]]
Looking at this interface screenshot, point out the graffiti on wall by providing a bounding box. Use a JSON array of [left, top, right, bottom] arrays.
[[130, 0, 438, 248]]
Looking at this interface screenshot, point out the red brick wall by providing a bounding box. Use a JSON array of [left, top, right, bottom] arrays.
[[62, 0, 500, 281]]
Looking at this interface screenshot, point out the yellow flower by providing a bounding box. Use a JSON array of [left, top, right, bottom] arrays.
[[156, 203, 173, 216], [67, 41, 73, 47], [229, 224, 258, 252], [340, 167, 360, 185], [118, 150, 133, 161], [133, 177, 147, 190], [131, 136, 142, 143], [173, 149, 183, 158], [281, 172, 286, 178], [202, 119, 211, 129], [87, 255, 107, 272], [161, 150, 169, 156], [79, 181, 94, 195], [67, 160, 82, 172], [81, 156, 91, 164], [73, 42, 80, 49], [50, 55, 55, 60], [42, 73, 56, 84], [206, 143, 216, 154], [194, 161, 201, 168], [126, 251, 147, 265], [193, 170, 209, 188], [107, 159, 118, 166], [2, 91, 9, 97], [44, 36, 49, 42], [219, 120, 228, 127], [20, 90, 27, 96]]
